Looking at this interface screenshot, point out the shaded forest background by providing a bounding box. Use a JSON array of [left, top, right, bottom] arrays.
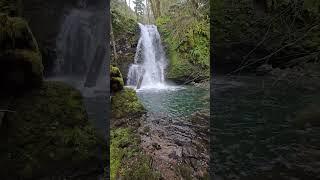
[[212, 0, 319, 75]]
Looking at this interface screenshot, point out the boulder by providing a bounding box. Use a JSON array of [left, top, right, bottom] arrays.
[[111, 88, 145, 119], [110, 65, 124, 93], [0, 15, 43, 92]]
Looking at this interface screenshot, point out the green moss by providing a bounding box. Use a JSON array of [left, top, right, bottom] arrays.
[[111, 65, 122, 77], [0, 15, 39, 51], [111, 87, 145, 119], [110, 1, 139, 79], [2, 49, 43, 76], [110, 65, 124, 93], [0, 81, 104, 179], [157, 15, 209, 83], [0, 15, 43, 91], [110, 128, 160, 180]]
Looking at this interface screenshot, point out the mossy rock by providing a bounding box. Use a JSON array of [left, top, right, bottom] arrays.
[[0, 81, 104, 179], [111, 88, 145, 119], [0, 15, 39, 51], [110, 65, 124, 93], [0, 15, 43, 92], [110, 127, 160, 180]]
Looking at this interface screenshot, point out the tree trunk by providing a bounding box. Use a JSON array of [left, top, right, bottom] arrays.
[[149, 0, 160, 20], [110, 15, 118, 63], [146, 0, 150, 24], [155, 0, 161, 18]]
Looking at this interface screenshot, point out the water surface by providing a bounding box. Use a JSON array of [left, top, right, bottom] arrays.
[[136, 85, 209, 118]]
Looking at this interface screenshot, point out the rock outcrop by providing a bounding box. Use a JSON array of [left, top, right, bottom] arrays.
[[0, 15, 43, 93]]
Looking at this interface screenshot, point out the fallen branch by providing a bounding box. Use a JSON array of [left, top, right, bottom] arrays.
[[229, 24, 319, 74]]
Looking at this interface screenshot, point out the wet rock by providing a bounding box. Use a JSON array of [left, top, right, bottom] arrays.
[[168, 151, 179, 160], [173, 139, 183, 146], [152, 142, 161, 150]]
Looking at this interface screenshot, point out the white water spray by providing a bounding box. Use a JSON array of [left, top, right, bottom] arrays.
[[127, 23, 167, 89]]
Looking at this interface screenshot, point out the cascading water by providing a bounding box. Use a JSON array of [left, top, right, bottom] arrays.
[[53, 5, 108, 96], [50, 2, 109, 139], [127, 23, 167, 89]]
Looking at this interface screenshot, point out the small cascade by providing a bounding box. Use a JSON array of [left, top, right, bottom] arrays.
[[127, 23, 167, 89]]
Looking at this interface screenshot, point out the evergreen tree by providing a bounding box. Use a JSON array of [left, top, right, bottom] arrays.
[[133, 0, 145, 21]]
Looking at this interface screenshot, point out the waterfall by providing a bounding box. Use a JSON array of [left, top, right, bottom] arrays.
[[51, 4, 109, 138], [127, 23, 167, 89], [53, 8, 108, 96]]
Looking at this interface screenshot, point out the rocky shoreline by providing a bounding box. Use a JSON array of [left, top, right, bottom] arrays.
[[138, 111, 209, 179]]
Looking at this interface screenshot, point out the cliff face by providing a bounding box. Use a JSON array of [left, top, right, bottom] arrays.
[[110, 0, 139, 83]]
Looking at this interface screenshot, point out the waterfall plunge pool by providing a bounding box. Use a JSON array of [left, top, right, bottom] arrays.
[[127, 85, 209, 118]]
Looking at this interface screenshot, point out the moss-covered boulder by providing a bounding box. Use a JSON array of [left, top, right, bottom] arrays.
[[111, 88, 145, 119], [0, 15, 43, 92], [110, 65, 124, 93], [0, 81, 104, 179]]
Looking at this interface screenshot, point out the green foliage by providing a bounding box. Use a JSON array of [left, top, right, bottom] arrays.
[[111, 0, 138, 39], [110, 128, 160, 180], [156, 2, 210, 83], [111, 87, 145, 119], [1, 81, 104, 178], [110, 0, 139, 79], [133, 0, 145, 21]]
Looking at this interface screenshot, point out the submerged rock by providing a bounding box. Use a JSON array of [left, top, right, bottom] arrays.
[[0, 81, 104, 179], [0, 15, 43, 93]]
